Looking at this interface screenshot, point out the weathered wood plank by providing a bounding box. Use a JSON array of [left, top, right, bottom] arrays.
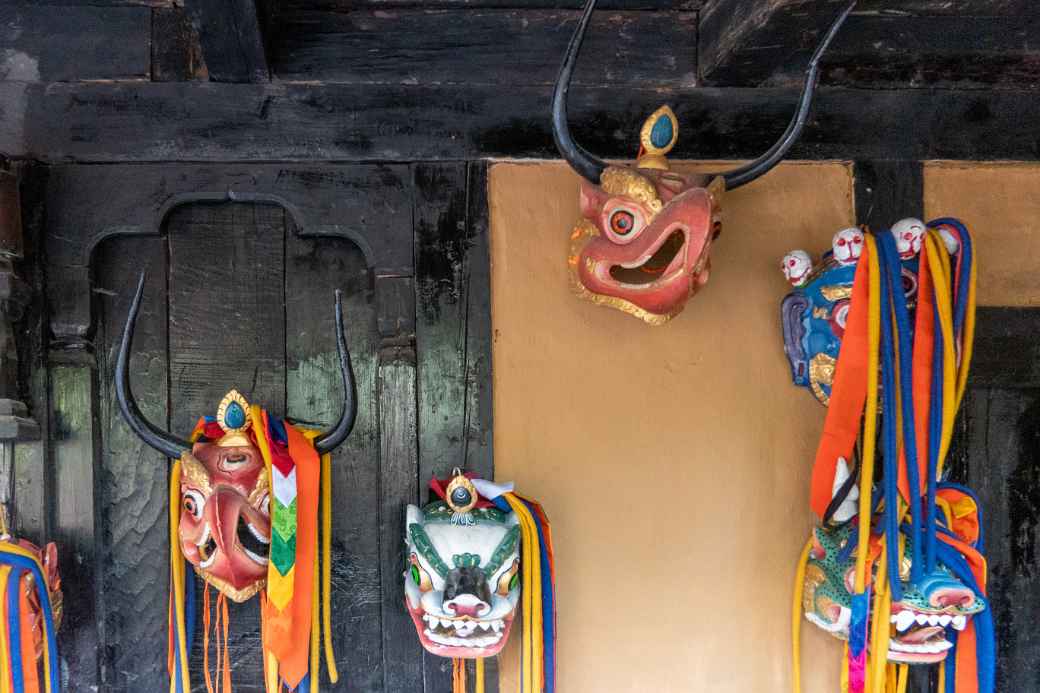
[[699, 0, 853, 86], [16, 82, 1040, 163], [12, 163, 50, 541], [167, 202, 286, 686], [412, 161, 468, 690], [93, 237, 170, 691], [183, 0, 269, 82], [278, 0, 700, 9], [968, 308, 1040, 390], [151, 7, 207, 82], [377, 350, 424, 691], [0, 3, 150, 82], [49, 360, 99, 691], [856, 0, 1031, 14], [462, 162, 494, 481], [285, 221, 384, 690], [853, 160, 923, 232], [272, 9, 696, 87], [816, 14, 1040, 89], [958, 387, 1040, 690]]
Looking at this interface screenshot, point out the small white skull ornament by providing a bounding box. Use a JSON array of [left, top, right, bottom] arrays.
[[782, 250, 813, 287], [832, 227, 864, 266]]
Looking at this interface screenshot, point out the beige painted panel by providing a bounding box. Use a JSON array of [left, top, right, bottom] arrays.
[[924, 162, 1040, 306], [489, 161, 854, 692]]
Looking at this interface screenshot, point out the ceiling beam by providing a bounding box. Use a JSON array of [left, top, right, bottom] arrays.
[[183, 0, 269, 82], [699, 0, 854, 86]]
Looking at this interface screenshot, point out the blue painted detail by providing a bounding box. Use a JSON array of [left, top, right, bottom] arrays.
[[650, 115, 673, 149], [225, 401, 246, 429]]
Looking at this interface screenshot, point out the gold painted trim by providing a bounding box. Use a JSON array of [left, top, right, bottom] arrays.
[[599, 167, 663, 216], [820, 285, 853, 302], [193, 566, 266, 603]]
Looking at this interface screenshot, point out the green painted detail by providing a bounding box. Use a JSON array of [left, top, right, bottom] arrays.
[[272, 498, 298, 541], [482, 525, 520, 579], [270, 531, 297, 575], [422, 500, 507, 524], [409, 523, 450, 578], [453, 553, 481, 569], [410, 564, 421, 586], [509, 572, 519, 591]]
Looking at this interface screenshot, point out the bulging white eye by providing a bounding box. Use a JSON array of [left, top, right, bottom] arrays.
[[260, 493, 270, 516], [182, 489, 205, 520], [604, 206, 644, 244]]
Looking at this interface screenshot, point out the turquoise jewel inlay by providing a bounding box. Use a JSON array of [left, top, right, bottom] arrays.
[[224, 401, 246, 429], [650, 115, 674, 149]]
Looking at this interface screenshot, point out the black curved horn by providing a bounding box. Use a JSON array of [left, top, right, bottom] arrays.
[[314, 290, 357, 455], [715, 0, 856, 190], [551, 0, 607, 184], [115, 273, 191, 459]]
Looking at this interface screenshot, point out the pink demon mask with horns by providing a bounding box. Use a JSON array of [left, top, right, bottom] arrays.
[[553, 0, 856, 324]]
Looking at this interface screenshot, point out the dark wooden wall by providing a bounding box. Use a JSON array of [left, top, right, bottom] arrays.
[[1, 0, 1039, 691], [12, 162, 495, 692]]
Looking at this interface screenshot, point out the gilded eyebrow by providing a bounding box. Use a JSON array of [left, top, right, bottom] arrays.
[[180, 453, 213, 494], [482, 525, 520, 579]]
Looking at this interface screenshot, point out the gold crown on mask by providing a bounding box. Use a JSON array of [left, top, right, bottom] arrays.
[[215, 389, 252, 447], [637, 105, 679, 171]]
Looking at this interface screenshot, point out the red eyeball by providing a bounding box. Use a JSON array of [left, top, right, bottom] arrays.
[[837, 238, 847, 246], [903, 232, 913, 240], [789, 259, 797, 267]]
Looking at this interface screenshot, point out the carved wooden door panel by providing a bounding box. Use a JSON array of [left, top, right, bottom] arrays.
[[26, 162, 494, 692], [947, 308, 1040, 693]]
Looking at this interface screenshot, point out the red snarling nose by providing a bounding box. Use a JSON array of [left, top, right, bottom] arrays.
[[930, 587, 976, 609]]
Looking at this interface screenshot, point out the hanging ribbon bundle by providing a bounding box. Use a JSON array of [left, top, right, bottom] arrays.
[[791, 219, 995, 693], [114, 275, 358, 693], [166, 401, 340, 693], [0, 515, 61, 693], [405, 471, 556, 693]]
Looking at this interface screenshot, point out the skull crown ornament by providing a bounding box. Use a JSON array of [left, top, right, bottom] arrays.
[[553, 0, 857, 324]]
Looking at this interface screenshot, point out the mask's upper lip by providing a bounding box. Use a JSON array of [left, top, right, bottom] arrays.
[[615, 223, 688, 270], [196, 522, 212, 548]]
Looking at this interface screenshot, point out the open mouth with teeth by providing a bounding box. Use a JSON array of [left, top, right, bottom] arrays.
[[406, 603, 514, 658], [608, 230, 687, 285], [236, 515, 270, 565], [196, 515, 270, 570], [887, 606, 969, 663]]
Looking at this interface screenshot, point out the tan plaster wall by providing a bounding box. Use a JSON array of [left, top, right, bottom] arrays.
[[488, 161, 855, 692], [924, 162, 1040, 306]]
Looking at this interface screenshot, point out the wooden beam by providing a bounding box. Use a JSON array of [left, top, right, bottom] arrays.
[[272, 9, 697, 87], [701, 0, 1039, 86], [183, 0, 269, 82], [0, 3, 150, 81], [699, 0, 854, 86], [8, 81, 1040, 163]]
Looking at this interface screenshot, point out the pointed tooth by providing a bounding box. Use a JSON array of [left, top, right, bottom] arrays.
[[895, 610, 916, 632], [928, 615, 940, 626], [478, 621, 491, 631], [915, 614, 929, 625], [938, 615, 952, 627], [952, 615, 967, 631]]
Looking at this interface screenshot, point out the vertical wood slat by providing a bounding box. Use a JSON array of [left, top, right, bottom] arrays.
[[50, 358, 99, 690], [285, 229, 383, 691], [413, 161, 497, 691], [14, 164, 51, 543], [378, 348, 422, 692], [167, 202, 286, 686], [94, 238, 170, 691], [853, 160, 924, 232]]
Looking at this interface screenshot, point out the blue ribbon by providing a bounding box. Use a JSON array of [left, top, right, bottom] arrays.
[[876, 231, 903, 602], [7, 565, 24, 693], [0, 549, 60, 693]]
